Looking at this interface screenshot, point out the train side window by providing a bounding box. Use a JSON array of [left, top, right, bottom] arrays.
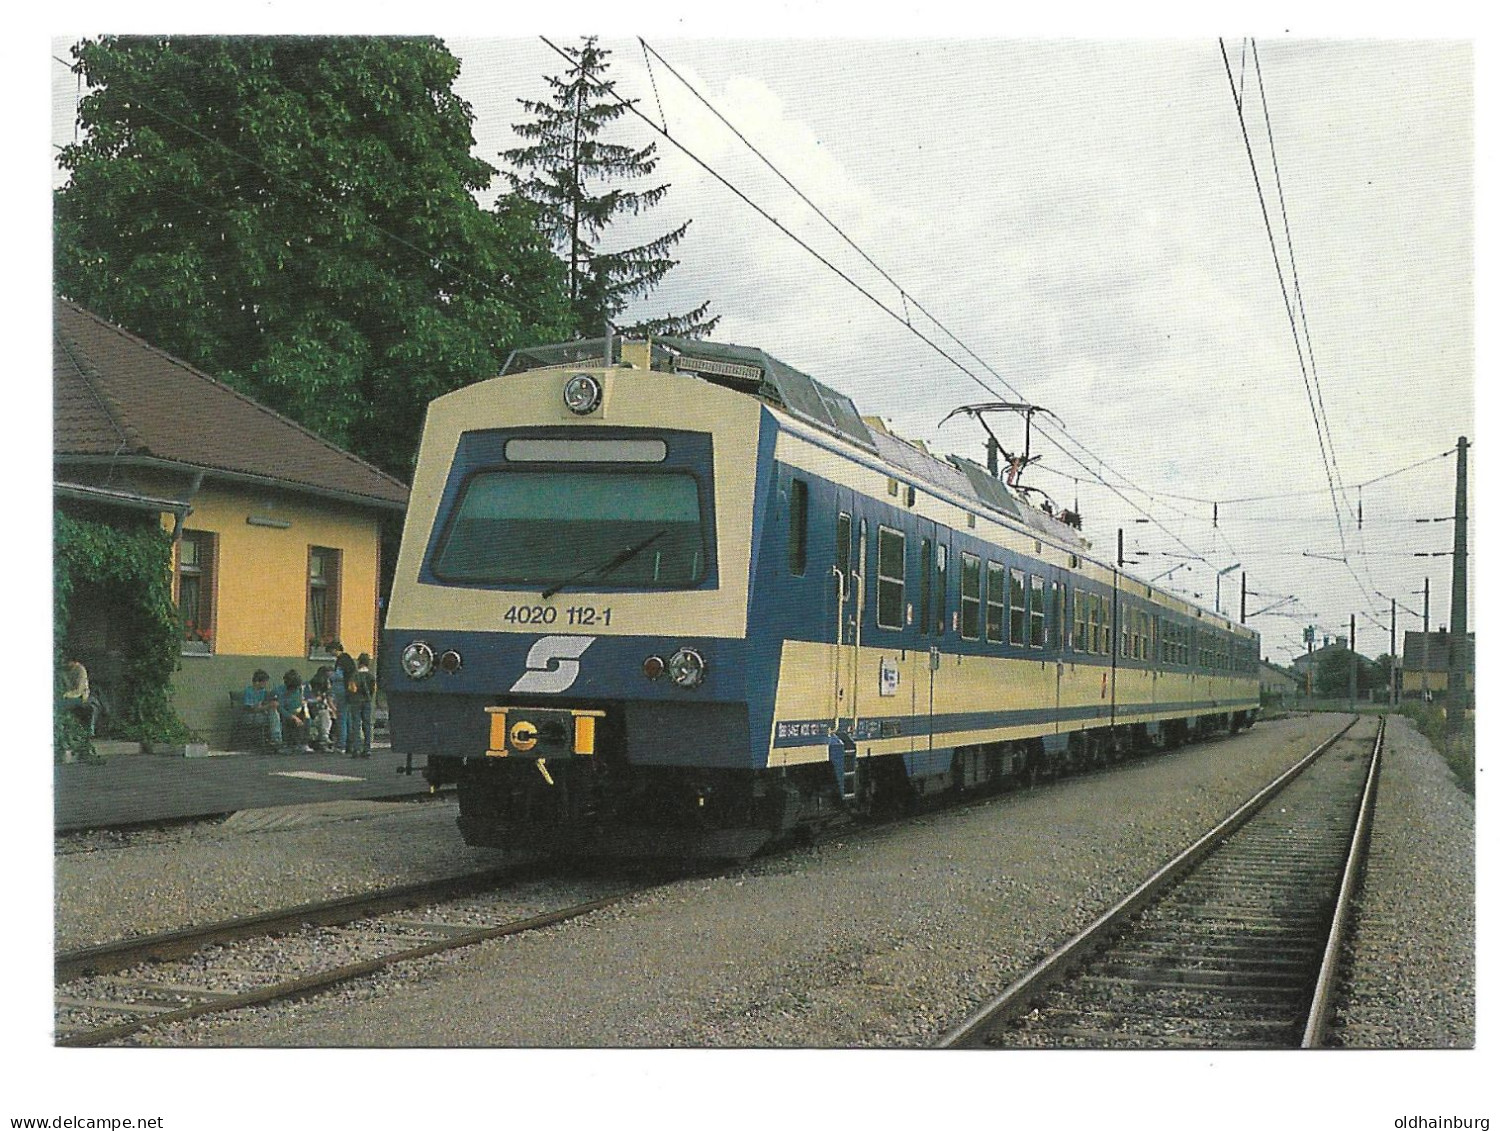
[[1088, 594, 1101, 654], [1009, 567, 1026, 645], [1029, 575, 1045, 648], [835, 512, 852, 599], [919, 538, 933, 635], [960, 552, 981, 640], [788, 478, 808, 577], [1075, 586, 1088, 652], [876, 526, 905, 630], [1051, 581, 1063, 649], [1103, 597, 1114, 657], [935, 544, 948, 635], [986, 562, 1005, 643]]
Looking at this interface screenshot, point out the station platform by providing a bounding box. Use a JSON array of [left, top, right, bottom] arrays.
[[54, 739, 439, 833]]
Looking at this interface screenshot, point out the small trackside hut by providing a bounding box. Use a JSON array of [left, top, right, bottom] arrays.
[[384, 337, 1259, 858]]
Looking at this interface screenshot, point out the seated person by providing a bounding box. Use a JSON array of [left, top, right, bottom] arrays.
[[277, 669, 312, 752], [241, 669, 283, 752], [59, 656, 101, 736]]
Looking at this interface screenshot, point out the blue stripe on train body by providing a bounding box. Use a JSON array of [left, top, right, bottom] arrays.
[[390, 402, 1259, 780]]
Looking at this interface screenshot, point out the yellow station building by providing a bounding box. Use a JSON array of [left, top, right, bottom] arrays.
[[54, 298, 409, 743]]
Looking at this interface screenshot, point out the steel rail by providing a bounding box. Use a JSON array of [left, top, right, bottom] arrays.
[[937, 715, 1359, 1048], [56, 887, 646, 1047], [56, 865, 543, 982], [1301, 714, 1385, 1048]]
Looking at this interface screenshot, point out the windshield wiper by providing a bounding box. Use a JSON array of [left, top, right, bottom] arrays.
[[539, 530, 668, 600]]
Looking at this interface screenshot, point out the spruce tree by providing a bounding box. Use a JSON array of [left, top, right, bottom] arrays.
[[503, 37, 718, 339]]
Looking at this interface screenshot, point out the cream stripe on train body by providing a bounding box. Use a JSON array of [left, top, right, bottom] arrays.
[[383, 340, 1259, 857], [387, 365, 762, 642]]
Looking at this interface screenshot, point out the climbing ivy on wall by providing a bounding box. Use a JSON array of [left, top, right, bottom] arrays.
[[54, 511, 189, 755]]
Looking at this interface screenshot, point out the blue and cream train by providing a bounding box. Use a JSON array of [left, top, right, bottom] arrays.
[[384, 337, 1260, 857]]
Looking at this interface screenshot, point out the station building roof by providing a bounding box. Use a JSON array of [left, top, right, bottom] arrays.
[[54, 297, 408, 510]]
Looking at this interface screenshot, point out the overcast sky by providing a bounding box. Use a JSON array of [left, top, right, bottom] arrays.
[[28, 11, 1487, 1130], [49, 33, 1475, 667], [450, 36, 1475, 669]]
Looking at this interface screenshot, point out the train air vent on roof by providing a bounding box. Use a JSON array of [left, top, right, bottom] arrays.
[[673, 354, 764, 386]]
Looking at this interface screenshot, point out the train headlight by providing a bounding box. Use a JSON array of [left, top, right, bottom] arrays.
[[563, 373, 603, 415], [439, 649, 463, 675], [401, 641, 435, 680], [642, 655, 666, 681], [667, 647, 706, 689]]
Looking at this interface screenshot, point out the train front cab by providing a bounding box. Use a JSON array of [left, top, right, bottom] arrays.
[[383, 350, 782, 856]]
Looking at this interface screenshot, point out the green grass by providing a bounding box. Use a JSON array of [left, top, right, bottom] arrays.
[[1398, 702, 1475, 796]]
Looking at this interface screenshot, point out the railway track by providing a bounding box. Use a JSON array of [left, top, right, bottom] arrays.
[[940, 715, 1382, 1049], [54, 865, 662, 1047]]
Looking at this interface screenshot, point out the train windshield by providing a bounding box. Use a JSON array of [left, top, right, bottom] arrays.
[[431, 469, 709, 589]]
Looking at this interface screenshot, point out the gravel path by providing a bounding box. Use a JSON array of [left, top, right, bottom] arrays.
[[55, 797, 506, 950], [1336, 713, 1475, 1047], [88, 713, 1421, 1048]]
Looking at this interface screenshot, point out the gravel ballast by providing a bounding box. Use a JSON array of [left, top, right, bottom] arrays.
[[55, 797, 505, 950], [1335, 713, 1475, 1047], [56, 713, 1474, 1048]]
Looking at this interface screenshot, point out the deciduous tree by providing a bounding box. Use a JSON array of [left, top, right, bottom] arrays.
[[55, 35, 573, 476]]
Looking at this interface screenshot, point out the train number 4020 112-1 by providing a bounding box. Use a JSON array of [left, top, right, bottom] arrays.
[[503, 605, 614, 627]]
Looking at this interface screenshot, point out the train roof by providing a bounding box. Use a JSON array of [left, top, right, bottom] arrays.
[[502, 335, 1091, 551]]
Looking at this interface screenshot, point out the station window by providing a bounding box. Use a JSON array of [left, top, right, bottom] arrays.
[[1029, 575, 1045, 648], [960, 552, 981, 640], [177, 530, 217, 655], [986, 561, 1005, 643], [788, 478, 808, 576], [876, 526, 905, 630], [1009, 567, 1027, 645], [307, 546, 342, 658]]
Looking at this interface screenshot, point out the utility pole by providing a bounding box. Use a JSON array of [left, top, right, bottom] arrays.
[[1421, 577, 1430, 702], [1389, 597, 1397, 707], [1241, 572, 1247, 624], [1348, 614, 1357, 712], [1117, 528, 1124, 569], [1447, 436, 1469, 735]]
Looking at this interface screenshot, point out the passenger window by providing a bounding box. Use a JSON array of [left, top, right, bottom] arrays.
[[788, 478, 808, 576], [1029, 575, 1045, 648], [876, 526, 905, 630], [986, 562, 1005, 642], [835, 512, 852, 599], [960, 552, 981, 640], [1009, 568, 1026, 645], [935, 544, 948, 635], [919, 538, 933, 635]]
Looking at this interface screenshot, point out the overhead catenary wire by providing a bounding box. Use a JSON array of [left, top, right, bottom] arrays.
[[1217, 39, 1351, 562], [621, 36, 1237, 576]]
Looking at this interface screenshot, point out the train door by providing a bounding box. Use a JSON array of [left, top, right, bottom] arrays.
[[1053, 576, 1065, 732], [915, 520, 943, 756], [1109, 573, 1120, 727], [830, 497, 863, 738]]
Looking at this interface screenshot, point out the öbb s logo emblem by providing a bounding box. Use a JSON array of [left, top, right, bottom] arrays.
[[510, 636, 596, 694]]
